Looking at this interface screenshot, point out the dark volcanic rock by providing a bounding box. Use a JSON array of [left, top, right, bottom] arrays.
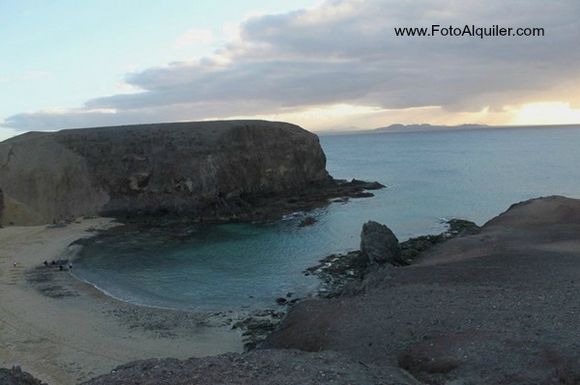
[[350, 179, 385, 190], [0, 367, 46, 385], [305, 251, 369, 297], [231, 310, 286, 351], [298, 216, 317, 227], [307, 218, 481, 298], [360, 221, 401, 265], [265, 196, 580, 385], [351, 191, 375, 198], [0, 120, 333, 225], [399, 218, 480, 263], [80, 349, 416, 385]]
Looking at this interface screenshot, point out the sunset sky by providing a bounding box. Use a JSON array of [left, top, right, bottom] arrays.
[[1, 0, 579, 140]]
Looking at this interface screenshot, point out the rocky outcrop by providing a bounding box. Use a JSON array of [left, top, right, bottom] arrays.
[[360, 220, 401, 265], [0, 366, 46, 385], [305, 218, 481, 298], [0, 120, 337, 226], [264, 196, 580, 385]]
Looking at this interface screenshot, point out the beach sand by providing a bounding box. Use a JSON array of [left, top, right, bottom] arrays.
[[0, 219, 243, 385]]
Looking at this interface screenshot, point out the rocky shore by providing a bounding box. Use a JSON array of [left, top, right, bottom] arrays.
[[305, 217, 481, 298], [76, 196, 580, 385]]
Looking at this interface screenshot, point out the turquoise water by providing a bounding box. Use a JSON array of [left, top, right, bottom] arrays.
[[74, 126, 580, 310]]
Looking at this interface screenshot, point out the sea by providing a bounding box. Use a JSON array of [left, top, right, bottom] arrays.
[[73, 125, 580, 311]]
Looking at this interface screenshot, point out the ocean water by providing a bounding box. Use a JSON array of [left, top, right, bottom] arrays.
[[73, 126, 580, 311]]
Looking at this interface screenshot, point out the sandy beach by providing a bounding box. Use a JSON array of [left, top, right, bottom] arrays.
[[0, 219, 243, 385]]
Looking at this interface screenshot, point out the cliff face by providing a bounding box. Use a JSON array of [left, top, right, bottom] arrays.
[[0, 120, 330, 225]]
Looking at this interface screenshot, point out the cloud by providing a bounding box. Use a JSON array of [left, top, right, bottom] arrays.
[[174, 28, 216, 48], [4, 0, 580, 131]]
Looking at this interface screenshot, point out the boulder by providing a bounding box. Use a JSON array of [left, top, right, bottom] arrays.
[[360, 221, 401, 265]]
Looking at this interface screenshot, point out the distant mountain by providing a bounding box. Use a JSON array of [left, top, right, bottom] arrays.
[[320, 123, 580, 136], [373, 123, 489, 132]]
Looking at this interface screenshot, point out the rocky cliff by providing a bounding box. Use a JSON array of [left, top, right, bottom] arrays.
[[0, 120, 333, 225]]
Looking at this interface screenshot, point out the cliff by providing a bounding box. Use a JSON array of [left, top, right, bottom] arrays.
[[0, 120, 333, 226]]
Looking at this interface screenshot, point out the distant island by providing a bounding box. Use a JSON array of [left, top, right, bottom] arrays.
[[321, 123, 580, 135], [373, 123, 489, 133]]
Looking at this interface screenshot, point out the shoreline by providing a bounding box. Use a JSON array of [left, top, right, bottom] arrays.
[[0, 218, 244, 385], [4, 196, 580, 384], [59, 215, 480, 351], [0, 211, 484, 384]]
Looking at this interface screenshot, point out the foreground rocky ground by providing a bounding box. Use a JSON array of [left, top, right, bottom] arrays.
[[81, 350, 418, 385], [6, 196, 580, 384], [0, 367, 46, 385], [265, 196, 580, 385]]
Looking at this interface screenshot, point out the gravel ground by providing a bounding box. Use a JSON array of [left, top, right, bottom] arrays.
[[264, 196, 580, 385], [81, 349, 419, 385]]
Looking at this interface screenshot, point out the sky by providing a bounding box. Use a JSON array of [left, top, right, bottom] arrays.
[[1, 0, 579, 140]]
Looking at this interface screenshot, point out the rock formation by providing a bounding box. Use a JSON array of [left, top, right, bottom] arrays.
[[0, 366, 46, 385], [0, 120, 336, 226], [360, 220, 401, 265]]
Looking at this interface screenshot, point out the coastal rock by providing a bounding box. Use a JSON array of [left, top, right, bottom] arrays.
[[0, 120, 332, 225], [350, 179, 385, 190], [399, 218, 480, 263], [360, 220, 401, 265], [298, 216, 317, 227], [265, 196, 580, 385], [304, 251, 369, 297], [306, 218, 481, 298], [0, 366, 46, 385]]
